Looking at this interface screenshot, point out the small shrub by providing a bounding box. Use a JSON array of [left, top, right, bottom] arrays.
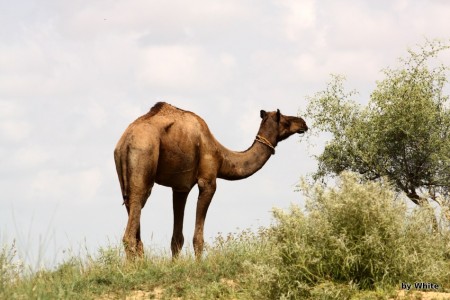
[[0, 241, 23, 297], [268, 172, 450, 299]]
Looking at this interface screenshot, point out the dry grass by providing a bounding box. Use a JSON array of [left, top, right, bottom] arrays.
[[394, 290, 450, 300]]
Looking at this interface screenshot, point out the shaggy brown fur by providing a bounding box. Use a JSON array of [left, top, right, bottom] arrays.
[[114, 102, 308, 259]]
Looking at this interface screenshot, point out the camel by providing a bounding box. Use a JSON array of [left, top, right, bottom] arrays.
[[114, 102, 308, 260]]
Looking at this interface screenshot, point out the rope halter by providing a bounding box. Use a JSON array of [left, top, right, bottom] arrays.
[[255, 135, 275, 155]]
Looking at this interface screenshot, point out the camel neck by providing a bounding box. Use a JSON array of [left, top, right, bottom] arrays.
[[217, 137, 274, 180]]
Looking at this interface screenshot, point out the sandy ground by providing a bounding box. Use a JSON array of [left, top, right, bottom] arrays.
[[99, 287, 450, 299], [393, 290, 450, 300]]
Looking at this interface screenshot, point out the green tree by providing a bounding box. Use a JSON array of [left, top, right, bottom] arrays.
[[304, 40, 450, 222]]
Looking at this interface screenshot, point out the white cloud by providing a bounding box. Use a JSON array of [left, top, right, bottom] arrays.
[[137, 45, 204, 89], [238, 101, 261, 139], [55, 0, 250, 42], [117, 102, 145, 121], [31, 167, 103, 203], [0, 41, 56, 97], [292, 50, 382, 84], [0, 120, 31, 142], [87, 102, 107, 129], [219, 53, 237, 69], [78, 168, 103, 200], [281, 0, 317, 41], [324, 3, 398, 52], [0, 101, 22, 118], [293, 53, 323, 81], [0, 101, 31, 143], [393, 0, 408, 11], [137, 46, 236, 92], [13, 145, 49, 168]]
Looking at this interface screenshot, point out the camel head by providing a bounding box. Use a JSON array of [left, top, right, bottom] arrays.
[[259, 109, 308, 144]]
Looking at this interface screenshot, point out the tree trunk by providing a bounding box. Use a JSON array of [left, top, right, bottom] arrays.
[[407, 191, 439, 232]]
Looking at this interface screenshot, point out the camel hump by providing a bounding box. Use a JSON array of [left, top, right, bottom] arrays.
[[147, 102, 170, 117], [140, 102, 208, 134], [145, 102, 190, 118]]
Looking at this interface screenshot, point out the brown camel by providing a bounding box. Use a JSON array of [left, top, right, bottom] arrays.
[[114, 102, 308, 259]]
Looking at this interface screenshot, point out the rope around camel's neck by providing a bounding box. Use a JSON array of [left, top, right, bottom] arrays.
[[255, 135, 275, 155]]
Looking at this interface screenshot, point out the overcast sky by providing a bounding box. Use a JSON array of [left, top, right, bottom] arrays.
[[1, 0, 449, 267]]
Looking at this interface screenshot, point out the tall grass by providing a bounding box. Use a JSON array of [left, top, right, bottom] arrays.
[[1, 172, 449, 299]]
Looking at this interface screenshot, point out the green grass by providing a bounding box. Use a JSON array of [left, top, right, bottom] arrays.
[[1, 233, 272, 299], [2, 172, 450, 299]]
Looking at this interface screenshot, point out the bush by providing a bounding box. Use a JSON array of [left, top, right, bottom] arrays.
[[268, 172, 450, 299]]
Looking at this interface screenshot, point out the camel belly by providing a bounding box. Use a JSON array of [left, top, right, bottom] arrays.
[[155, 148, 198, 191], [155, 172, 197, 191]]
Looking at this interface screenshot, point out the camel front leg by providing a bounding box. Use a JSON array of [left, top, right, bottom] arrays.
[[171, 190, 189, 258], [135, 224, 144, 257], [193, 178, 216, 259]]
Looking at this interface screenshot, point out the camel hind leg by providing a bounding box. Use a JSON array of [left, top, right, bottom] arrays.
[[124, 202, 145, 258], [122, 144, 158, 260]]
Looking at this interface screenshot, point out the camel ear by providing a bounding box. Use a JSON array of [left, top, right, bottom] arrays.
[[260, 110, 267, 119], [276, 109, 281, 122]]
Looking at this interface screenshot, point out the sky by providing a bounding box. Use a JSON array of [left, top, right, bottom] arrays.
[[1, 0, 449, 268]]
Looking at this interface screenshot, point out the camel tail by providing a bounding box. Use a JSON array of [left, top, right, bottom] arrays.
[[114, 145, 129, 205]]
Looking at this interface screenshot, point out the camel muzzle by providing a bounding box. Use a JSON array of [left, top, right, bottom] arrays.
[[297, 125, 308, 134]]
